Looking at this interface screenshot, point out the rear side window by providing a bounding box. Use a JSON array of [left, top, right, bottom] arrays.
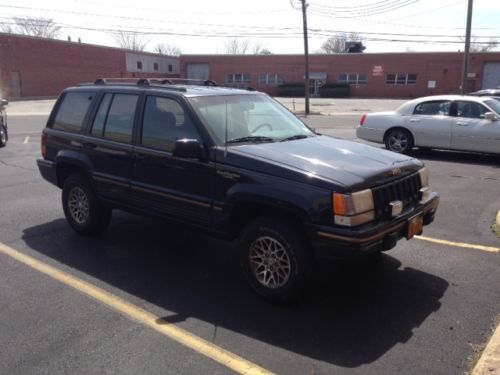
[[53, 92, 95, 132], [413, 101, 450, 116], [90, 93, 139, 143]]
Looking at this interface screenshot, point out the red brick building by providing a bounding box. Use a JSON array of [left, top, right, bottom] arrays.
[[1, 32, 499, 99], [0, 33, 180, 98], [181, 53, 500, 98]]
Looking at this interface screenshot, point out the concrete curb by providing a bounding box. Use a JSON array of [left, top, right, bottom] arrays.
[[471, 322, 500, 375]]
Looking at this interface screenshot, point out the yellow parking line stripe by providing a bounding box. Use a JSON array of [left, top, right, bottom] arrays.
[[415, 236, 499, 253], [0, 242, 273, 375]]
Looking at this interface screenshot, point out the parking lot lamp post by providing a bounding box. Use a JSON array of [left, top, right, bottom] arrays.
[[460, 0, 473, 95]]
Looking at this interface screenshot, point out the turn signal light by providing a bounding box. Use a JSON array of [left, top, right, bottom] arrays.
[[359, 114, 367, 126]]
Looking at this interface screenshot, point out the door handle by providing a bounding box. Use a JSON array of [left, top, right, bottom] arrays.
[[456, 122, 468, 126], [409, 118, 420, 123]]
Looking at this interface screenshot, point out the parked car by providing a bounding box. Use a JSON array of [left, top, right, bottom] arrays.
[[37, 78, 439, 302], [0, 98, 8, 147], [469, 88, 500, 97], [356, 95, 500, 154]]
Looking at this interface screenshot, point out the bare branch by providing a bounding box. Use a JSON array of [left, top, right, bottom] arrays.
[[154, 43, 181, 56], [319, 32, 363, 54], [12, 17, 61, 38], [111, 31, 149, 51], [224, 38, 250, 54]]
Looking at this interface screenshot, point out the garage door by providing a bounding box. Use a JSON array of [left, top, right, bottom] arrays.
[[186, 63, 210, 80], [482, 62, 500, 89]]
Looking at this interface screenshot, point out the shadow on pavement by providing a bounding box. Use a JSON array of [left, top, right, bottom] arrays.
[[22, 213, 448, 367]]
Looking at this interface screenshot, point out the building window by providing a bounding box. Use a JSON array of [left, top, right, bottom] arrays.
[[386, 73, 417, 85], [226, 73, 251, 84], [137, 61, 143, 70], [258, 73, 283, 85], [168, 64, 173, 72], [338, 73, 367, 85], [153, 63, 159, 71]]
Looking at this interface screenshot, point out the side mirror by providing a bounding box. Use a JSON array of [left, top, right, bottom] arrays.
[[173, 139, 202, 159], [0, 99, 8, 107], [484, 112, 499, 121]]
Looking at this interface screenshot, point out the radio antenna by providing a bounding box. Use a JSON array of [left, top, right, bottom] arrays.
[[224, 100, 228, 158]]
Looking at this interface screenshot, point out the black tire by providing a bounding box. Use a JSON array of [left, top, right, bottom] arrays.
[[0, 126, 7, 147], [384, 128, 414, 154], [62, 174, 111, 235], [238, 217, 312, 303]]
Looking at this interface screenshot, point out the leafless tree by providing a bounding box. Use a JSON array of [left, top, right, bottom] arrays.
[[154, 43, 181, 56], [469, 36, 499, 52], [112, 31, 148, 51], [224, 38, 250, 54], [12, 17, 61, 38], [319, 32, 362, 54]]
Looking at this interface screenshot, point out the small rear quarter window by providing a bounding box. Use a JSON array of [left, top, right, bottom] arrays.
[[52, 92, 95, 133]]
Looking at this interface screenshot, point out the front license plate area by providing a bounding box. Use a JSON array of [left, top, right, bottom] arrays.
[[407, 214, 423, 239]]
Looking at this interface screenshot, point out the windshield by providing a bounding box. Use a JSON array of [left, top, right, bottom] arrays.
[[188, 94, 315, 144], [484, 99, 500, 114]]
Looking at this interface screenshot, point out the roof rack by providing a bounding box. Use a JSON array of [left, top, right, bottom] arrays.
[[93, 77, 218, 87]]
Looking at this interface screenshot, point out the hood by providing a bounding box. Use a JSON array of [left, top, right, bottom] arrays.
[[230, 135, 423, 190]]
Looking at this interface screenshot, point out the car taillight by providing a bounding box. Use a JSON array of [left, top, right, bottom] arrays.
[[359, 114, 367, 126], [41, 133, 47, 158]]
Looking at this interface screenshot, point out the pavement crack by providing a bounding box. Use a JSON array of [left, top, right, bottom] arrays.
[[0, 159, 36, 172]]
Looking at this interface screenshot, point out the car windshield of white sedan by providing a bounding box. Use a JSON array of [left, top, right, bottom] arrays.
[[188, 94, 314, 144], [484, 99, 500, 115]]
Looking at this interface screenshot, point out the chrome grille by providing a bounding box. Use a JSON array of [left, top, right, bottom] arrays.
[[372, 173, 422, 219]]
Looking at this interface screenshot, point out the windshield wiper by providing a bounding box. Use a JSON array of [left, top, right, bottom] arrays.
[[226, 136, 275, 144], [280, 134, 310, 142]]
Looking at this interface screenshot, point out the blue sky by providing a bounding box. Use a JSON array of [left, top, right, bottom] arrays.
[[0, 0, 498, 54]]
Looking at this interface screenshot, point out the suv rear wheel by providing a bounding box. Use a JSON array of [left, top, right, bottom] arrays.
[[238, 217, 312, 303], [62, 174, 111, 235]]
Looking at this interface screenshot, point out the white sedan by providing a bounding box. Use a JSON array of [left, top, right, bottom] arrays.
[[356, 95, 500, 154]]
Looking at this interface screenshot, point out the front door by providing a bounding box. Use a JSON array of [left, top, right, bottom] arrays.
[[451, 100, 500, 153], [309, 79, 325, 96], [131, 95, 214, 227]]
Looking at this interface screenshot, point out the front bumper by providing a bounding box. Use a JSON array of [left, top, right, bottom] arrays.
[[307, 192, 439, 259]]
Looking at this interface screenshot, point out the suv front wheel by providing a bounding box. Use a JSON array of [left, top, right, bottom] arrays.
[[62, 174, 111, 235], [238, 217, 312, 303]]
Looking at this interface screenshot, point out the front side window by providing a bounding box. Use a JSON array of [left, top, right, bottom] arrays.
[[141, 96, 199, 152], [52, 92, 95, 133], [455, 101, 489, 119], [413, 101, 451, 116], [90, 93, 138, 143]]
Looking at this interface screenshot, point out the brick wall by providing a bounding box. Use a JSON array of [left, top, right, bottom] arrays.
[[0, 33, 179, 98]]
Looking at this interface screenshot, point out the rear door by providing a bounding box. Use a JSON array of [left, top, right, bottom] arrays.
[[450, 100, 500, 153], [406, 100, 453, 148], [82, 91, 141, 202], [131, 94, 215, 227]]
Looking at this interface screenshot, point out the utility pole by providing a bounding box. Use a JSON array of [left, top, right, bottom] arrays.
[[300, 0, 310, 115], [460, 0, 473, 95]]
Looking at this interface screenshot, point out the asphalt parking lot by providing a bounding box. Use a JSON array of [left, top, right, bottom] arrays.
[[0, 98, 499, 375]]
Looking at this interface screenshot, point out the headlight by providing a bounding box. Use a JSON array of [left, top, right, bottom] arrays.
[[333, 189, 375, 227]]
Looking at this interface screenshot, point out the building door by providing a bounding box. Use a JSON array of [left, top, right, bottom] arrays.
[[482, 62, 500, 89], [309, 79, 325, 96], [11, 72, 21, 98], [186, 63, 210, 80]]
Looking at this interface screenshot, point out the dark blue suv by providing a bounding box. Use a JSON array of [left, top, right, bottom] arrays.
[[37, 78, 439, 302]]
